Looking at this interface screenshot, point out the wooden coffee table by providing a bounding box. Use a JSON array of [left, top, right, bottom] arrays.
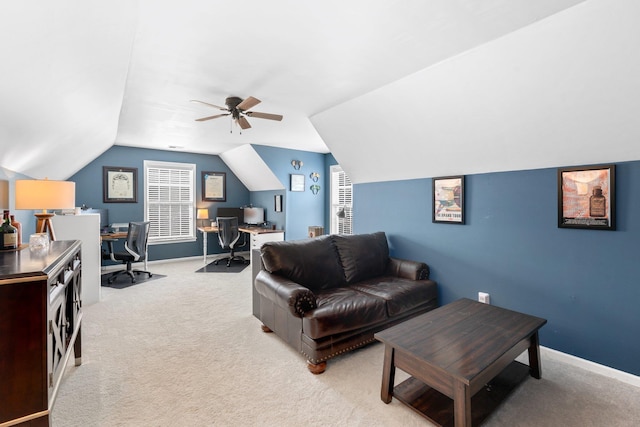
[[375, 298, 547, 427]]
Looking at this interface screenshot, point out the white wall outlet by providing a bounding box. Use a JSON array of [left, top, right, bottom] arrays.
[[478, 292, 490, 304]]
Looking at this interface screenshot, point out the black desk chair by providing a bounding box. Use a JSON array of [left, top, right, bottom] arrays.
[[214, 217, 248, 267], [104, 221, 153, 284]]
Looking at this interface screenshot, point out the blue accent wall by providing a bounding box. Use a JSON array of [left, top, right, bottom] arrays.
[[252, 145, 326, 240], [69, 146, 250, 261], [355, 162, 640, 376]]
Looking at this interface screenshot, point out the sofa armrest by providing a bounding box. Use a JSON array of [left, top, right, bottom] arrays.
[[255, 270, 317, 317], [386, 257, 430, 280]]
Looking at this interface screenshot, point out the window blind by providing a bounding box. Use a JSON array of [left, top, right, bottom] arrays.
[[144, 161, 196, 243]]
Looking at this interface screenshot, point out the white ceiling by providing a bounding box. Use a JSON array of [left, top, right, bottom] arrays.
[[5, 0, 640, 186]]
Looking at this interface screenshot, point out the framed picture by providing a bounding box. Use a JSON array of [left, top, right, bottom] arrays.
[[558, 165, 615, 230], [103, 166, 137, 203], [290, 174, 305, 192], [432, 175, 464, 224], [274, 194, 283, 212], [202, 171, 226, 202]]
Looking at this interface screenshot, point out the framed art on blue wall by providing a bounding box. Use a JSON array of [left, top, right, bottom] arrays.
[[103, 166, 137, 203], [558, 164, 615, 230], [432, 175, 464, 224], [202, 171, 226, 202], [290, 174, 305, 192]]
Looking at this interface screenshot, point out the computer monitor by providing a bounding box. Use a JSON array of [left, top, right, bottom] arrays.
[[243, 207, 264, 225], [216, 207, 243, 221]]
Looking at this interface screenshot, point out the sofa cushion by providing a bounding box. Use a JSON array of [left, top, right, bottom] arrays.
[[302, 287, 388, 339], [260, 236, 346, 291], [332, 232, 389, 284], [351, 277, 438, 317]]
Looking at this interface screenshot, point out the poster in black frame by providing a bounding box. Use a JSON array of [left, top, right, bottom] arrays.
[[432, 175, 464, 224], [558, 164, 615, 230]]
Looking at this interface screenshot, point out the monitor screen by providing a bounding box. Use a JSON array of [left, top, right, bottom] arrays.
[[217, 207, 243, 220], [243, 207, 264, 225]]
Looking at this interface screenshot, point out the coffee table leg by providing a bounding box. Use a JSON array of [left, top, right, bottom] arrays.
[[454, 380, 472, 427], [528, 331, 542, 379], [380, 345, 396, 404]]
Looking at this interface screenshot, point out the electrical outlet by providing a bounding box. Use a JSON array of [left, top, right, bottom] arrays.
[[478, 292, 490, 304]]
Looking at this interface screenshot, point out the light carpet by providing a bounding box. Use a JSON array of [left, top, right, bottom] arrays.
[[53, 259, 640, 426]]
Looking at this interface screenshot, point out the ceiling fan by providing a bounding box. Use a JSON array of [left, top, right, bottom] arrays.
[[190, 96, 283, 130]]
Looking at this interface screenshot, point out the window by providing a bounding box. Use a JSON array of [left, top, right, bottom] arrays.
[[330, 165, 353, 235], [144, 160, 196, 244]]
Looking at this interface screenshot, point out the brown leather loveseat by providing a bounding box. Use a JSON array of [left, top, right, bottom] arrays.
[[254, 231, 438, 374]]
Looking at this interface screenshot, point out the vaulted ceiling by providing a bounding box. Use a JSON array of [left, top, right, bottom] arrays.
[[3, 1, 639, 185]]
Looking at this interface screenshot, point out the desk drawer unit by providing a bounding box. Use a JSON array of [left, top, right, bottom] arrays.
[[249, 231, 284, 264]]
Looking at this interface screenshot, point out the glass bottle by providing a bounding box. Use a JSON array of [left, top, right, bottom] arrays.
[[589, 186, 606, 217], [10, 214, 22, 245], [1, 210, 18, 250]]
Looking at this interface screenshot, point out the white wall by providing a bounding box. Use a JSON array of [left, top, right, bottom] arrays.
[[313, 0, 640, 184]]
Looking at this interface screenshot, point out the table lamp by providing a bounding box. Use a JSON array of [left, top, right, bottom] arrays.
[[197, 208, 209, 227], [15, 179, 76, 241], [0, 180, 8, 210]]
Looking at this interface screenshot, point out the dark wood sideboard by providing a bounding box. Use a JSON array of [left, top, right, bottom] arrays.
[[0, 240, 83, 427]]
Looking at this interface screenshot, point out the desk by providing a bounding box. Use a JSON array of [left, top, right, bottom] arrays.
[[101, 232, 128, 240], [100, 231, 149, 271], [197, 226, 284, 265]]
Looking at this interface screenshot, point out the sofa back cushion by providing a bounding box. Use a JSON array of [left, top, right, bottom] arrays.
[[332, 232, 389, 284], [260, 235, 346, 290]]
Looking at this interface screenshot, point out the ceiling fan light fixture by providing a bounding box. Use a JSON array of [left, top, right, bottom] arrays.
[[192, 95, 283, 130]]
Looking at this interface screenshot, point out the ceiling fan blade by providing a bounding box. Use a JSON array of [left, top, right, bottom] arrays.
[[190, 100, 227, 110], [246, 111, 283, 121], [237, 116, 252, 129], [195, 113, 230, 121], [237, 96, 261, 111]]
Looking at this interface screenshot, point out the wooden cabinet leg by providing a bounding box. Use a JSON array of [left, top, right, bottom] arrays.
[[74, 325, 82, 366]]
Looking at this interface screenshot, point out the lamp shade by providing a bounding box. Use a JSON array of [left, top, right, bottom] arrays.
[[197, 208, 209, 220], [0, 180, 8, 210], [15, 179, 76, 210]]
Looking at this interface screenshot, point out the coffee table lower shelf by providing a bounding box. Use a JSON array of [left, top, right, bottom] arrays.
[[392, 361, 530, 427]]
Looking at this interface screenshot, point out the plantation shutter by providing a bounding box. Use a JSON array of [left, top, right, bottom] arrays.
[[330, 166, 353, 235], [144, 161, 196, 243]]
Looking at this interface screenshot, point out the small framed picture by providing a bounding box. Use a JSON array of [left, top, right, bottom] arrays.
[[103, 166, 138, 203], [202, 171, 226, 202], [432, 176, 464, 224], [290, 174, 305, 192], [558, 165, 615, 230], [274, 194, 283, 212]]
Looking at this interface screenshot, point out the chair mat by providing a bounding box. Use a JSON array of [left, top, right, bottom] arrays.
[[195, 260, 250, 273], [101, 272, 166, 289]]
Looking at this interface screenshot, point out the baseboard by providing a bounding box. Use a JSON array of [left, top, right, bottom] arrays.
[[540, 346, 640, 388], [517, 346, 640, 388]]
